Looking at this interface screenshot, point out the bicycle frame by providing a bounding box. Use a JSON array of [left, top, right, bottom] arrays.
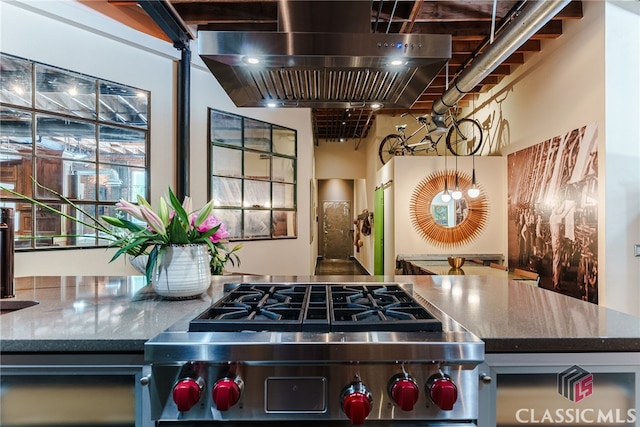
[[397, 115, 439, 150], [379, 108, 482, 165]]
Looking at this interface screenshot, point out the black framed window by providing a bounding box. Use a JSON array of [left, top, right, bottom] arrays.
[[209, 109, 297, 240], [0, 53, 149, 249]]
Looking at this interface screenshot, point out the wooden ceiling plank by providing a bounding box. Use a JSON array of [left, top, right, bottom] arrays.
[[399, 0, 425, 34], [411, 0, 581, 22], [452, 41, 540, 58], [171, 0, 277, 2], [196, 22, 277, 31], [448, 52, 523, 65], [556, 1, 583, 19], [108, 0, 137, 5], [413, 1, 521, 22], [411, 20, 563, 40], [81, 0, 171, 42], [172, 1, 277, 24]]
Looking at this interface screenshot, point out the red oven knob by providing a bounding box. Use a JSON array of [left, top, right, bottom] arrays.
[[427, 374, 458, 411], [343, 393, 371, 425], [173, 378, 204, 412], [341, 381, 372, 425], [389, 377, 419, 411], [212, 378, 241, 411]]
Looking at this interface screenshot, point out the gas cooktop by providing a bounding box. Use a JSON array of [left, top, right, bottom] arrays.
[[188, 283, 442, 333]]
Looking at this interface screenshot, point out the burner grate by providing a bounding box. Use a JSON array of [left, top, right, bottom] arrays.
[[329, 285, 442, 332], [189, 285, 321, 332], [189, 283, 442, 333]]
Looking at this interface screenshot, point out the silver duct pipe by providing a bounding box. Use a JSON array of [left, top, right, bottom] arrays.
[[432, 0, 572, 117]]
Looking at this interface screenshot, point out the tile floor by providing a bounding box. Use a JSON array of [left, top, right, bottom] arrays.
[[314, 258, 370, 275]]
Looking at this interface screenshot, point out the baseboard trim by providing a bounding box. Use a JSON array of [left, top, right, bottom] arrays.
[[349, 256, 371, 275]]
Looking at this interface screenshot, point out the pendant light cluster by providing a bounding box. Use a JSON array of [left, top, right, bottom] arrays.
[[441, 151, 480, 202], [468, 154, 480, 198], [441, 146, 452, 202], [452, 155, 463, 200], [441, 101, 480, 201]]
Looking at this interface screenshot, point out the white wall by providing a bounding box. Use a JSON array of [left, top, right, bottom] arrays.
[[315, 140, 367, 180], [3, 0, 315, 277], [392, 156, 506, 258], [603, 1, 640, 316]]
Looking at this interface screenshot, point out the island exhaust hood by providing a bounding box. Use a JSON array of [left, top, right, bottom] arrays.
[[198, 1, 451, 109]]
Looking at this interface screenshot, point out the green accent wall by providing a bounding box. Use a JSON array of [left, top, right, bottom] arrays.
[[374, 188, 384, 275]]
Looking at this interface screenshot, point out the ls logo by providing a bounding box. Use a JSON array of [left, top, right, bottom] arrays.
[[558, 365, 594, 402]]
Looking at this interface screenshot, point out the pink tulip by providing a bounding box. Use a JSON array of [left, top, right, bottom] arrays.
[[182, 196, 193, 215], [210, 221, 230, 243], [188, 212, 198, 229], [115, 199, 144, 221], [190, 214, 230, 243], [140, 205, 166, 234], [195, 214, 218, 232]]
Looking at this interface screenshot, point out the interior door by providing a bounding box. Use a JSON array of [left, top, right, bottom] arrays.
[[322, 201, 351, 260]]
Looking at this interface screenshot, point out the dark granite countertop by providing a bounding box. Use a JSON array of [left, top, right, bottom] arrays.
[[409, 275, 640, 353], [1, 275, 639, 354]]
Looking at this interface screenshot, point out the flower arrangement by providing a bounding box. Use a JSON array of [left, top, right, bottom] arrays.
[[1, 180, 241, 283]]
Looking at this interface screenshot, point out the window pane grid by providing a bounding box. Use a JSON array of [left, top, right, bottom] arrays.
[[0, 53, 150, 250], [209, 108, 296, 240]]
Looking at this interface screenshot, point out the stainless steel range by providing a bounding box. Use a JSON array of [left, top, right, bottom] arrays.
[[144, 282, 484, 426]]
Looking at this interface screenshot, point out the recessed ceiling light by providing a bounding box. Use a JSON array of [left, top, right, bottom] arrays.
[[267, 102, 277, 108], [245, 57, 260, 65], [371, 103, 383, 110], [390, 59, 404, 66]]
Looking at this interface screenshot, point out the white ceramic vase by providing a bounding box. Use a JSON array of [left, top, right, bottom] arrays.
[[129, 254, 149, 275], [152, 244, 211, 299]]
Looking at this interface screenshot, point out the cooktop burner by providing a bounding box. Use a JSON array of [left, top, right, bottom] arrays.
[[189, 283, 442, 332]]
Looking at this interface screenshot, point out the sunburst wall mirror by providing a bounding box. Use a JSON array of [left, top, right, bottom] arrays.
[[410, 170, 488, 247]]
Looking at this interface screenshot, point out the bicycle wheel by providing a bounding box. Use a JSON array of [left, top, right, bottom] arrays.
[[446, 118, 483, 156], [379, 134, 405, 164]]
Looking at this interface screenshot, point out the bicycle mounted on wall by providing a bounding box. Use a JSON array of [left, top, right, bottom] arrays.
[[378, 109, 483, 165]]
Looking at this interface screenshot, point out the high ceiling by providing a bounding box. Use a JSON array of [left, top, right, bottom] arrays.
[[98, 0, 583, 143]]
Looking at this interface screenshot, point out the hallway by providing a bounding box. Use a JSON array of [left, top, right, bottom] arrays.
[[314, 258, 370, 276]]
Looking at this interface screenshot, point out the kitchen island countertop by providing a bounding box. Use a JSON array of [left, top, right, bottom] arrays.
[[1, 275, 639, 354]]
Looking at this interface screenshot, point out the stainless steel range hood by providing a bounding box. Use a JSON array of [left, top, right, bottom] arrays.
[[197, 1, 451, 109]]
